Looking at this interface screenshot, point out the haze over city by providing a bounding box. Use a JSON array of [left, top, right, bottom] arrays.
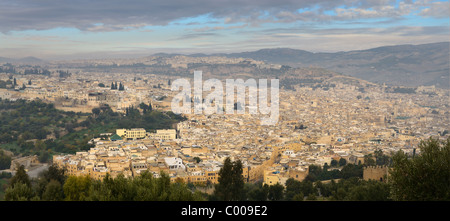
[[0, 0, 449, 59]]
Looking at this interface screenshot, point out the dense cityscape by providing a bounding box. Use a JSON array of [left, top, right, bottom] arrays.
[[0, 0, 449, 219], [0, 53, 448, 201]]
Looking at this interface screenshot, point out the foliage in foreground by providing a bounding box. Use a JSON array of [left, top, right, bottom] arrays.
[[3, 165, 203, 201], [2, 137, 449, 201], [389, 137, 450, 201]]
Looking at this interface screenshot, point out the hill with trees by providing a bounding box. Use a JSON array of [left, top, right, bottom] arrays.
[[0, 99, 185, 158]]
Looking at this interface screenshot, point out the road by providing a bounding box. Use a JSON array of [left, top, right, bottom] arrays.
[[7, 164, 50, 178], [27, 164, 49, 178]]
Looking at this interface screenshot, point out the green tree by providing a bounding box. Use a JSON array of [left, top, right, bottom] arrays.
[[304, 164, 322, 182], [389, 137, 450, 201], [214, 157, 233, 200], [285, 178, 302, 200], [92, 107, 101, 116], [139, 103, 153, 114], [230, 159, 244, 200], [292, 192, 304, 201], [131, 171, 159, 201], [193, 157, 202, 163], [332, 188, 347, 201], [63, 175, 92, 201], [42, 180, 64, 201], [41, 164, 66, 186], [38, 150, 50, 163], [87, 171, 203, 201], [0, 150, 12, 170], [340, 164, 363, 179], [364, 154, 376, 166], [374, 149, 391, 166], [301, 180, 317, 197], [214, 157, 244, 201], [306, 193, 317, 201], [345, 180, 391, 201], [4, 182, 33, 201], [246, 182, 269, 201], [285, 178, 318, 200], [268, 183, 284, 201], [9, 164, 31, 188], [330, 159, 338, 167], [103, 173, 136, 201], [316, 181, 332, 198], [339, 158, 347, 167], [168, 182, 204, 201]]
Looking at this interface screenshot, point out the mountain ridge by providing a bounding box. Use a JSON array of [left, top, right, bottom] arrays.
[[0, 56, 44, 64], [151, 42, 450, 88]]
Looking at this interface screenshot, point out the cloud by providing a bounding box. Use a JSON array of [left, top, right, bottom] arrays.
[[169, 32, 221, 41], [80, 23, 148, 32], [0, 0, 447, 33], [418, 1, 450, 18], [219, 23, 449, 53], [191, 24, 248, 32]]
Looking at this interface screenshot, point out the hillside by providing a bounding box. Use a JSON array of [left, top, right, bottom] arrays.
[[148, 42, 448, 88], [216, 42, 450, 88], [0, 56, 44, 64]]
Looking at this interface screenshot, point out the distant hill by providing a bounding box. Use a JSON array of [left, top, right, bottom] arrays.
[[0, 56, 44, 64], [153, 42, 449, 88], [219, 48, 314, 64], [217, 42, 450, 88], [18, 56, 44, 63]]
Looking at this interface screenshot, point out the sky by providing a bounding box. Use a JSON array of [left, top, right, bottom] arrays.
[[0, 0, 448, 60]]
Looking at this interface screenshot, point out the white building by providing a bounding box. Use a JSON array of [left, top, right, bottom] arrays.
[[164, 157, 186, 171]]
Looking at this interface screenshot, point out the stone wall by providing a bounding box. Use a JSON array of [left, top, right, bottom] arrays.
[[10, 155, 39, 171], [363, 166, 389, 182]]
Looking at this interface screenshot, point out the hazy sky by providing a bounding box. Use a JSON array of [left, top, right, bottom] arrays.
[[0, 0, 448, 59]]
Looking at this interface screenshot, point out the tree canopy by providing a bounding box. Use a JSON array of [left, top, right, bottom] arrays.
[[389, 137, 450, 201], [0, 99, 185, 155], [3, 166, 203, 201], [213, 157, 245, 201]]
